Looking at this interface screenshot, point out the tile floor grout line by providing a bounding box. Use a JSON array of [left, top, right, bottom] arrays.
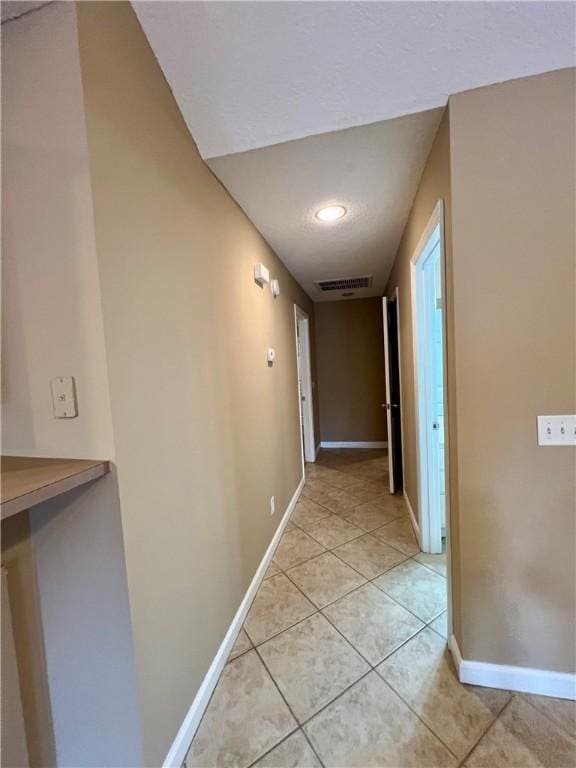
[[302, 526, 368, 551], [234, 593, 454, 768], [241, 457, 450, 762], [248, 647, 303, 768], [252, 644, 328, 768], [328, 542, 410, 582], [278, 518, 447, 629], [410, 555, 448, 578], [300, 481, 384, 516], [243, 729, 303, 768], [281, 560, 366, 613], [253, 571, 432, 670], [300, 726, 327, 768], [455, 693, 517, 767], [319, 605, 428, 670], [374, 671, 463, 762], [292, 502, 420, 561], [513, 692, 576, 742], [296, 668, 375, 731], [195, 454, 459, 766], [368, 571, 447, 626], [248, 604, 321, 649], [297, 512, 409, 550], [275, 524, 446, 627], [301, 484, 406, 520]]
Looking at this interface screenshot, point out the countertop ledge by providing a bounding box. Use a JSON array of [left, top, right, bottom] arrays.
[[1, 456, 110, 521]]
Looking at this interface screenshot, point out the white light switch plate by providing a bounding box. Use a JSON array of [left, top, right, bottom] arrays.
[[537, 415, 576, 446], [51, 376, 78, 418]]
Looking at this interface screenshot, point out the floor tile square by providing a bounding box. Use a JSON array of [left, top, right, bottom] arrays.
[[301, 482, 364, 515], [521, 692, 576, 739], [414, 551, 448, 577], [258, 613, 369, 722], [303, 514, 364, 548], [291, 497, 331, 528], [341, 460, 386, 481], [467, 695, 576, 767], [273, 528, 326, 570], [301, 478, 332, 499], [319, 469, 360, 490], [332, 534, 408, 579], [342, 499, 405, 532], [429, 610, 448, 639], [373, 559, 446, 621], [377, 628, 511, 759], [323, 583, 424, 665], [339, 478, 390, 501], [372, 517, 420, 555], [244, 573, 316, 645], [252, 731, 322, 768], [187, 650, 296, 768], [228, 628, 252, 661], [304, 671, 457, 767], [304, 464, 338, 482], [286, 552, 366, 608]]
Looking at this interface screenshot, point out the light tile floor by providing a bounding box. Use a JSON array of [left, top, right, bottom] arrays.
[[186, 449, 576, 768]]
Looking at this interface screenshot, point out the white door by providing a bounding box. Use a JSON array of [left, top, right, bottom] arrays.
[[411, 202, 448, 554], [294, 306, 316, 465], [382, 297, 395, 492]]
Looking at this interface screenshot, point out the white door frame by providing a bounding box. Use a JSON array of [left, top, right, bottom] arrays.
[[410, 200, 450, 557], [394, 287, 406, 493], [294, 306, 316, 465]]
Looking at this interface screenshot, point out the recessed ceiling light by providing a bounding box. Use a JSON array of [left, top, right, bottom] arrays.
[[315, 205, 347, 222]]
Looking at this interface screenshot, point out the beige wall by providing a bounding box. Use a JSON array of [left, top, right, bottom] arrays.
[[1, 3, 113, 460], [387, 72, 576, 673], [449, 69, 576, 672], [384, 110, 453, 522], [76, 2, 315, 764], [1, 5, 142, 766], [384, 109, 462, 639], [315, 299, 387, 443]]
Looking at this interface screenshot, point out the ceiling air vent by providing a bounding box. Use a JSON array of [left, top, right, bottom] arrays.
[[315, 276, 373, 293]]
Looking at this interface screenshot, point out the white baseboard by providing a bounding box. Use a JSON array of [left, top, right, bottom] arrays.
[[320, 441, 388, 449], [449, 634, 576, 701], [163, 475, 305, 767], [403, 492, 420, 544]]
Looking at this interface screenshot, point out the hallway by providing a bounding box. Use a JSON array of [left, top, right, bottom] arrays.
[[185, 450, 574, 767]]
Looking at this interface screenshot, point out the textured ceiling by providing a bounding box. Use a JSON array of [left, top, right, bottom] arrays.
[[208, 109, 443, 301], [135, 1, 575, 159], [134, 1, 575, 302]]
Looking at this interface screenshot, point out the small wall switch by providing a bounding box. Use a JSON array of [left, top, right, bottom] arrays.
[[270, 496, 275, 516], [267, 348, 276, 364], [270, 279, 280, 298], [51, 376, 78, 418], [254, 263, 270, 286], [537, 415, 576, 446]]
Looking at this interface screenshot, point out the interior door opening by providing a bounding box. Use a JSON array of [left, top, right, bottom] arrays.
[[382, 290, 403, 494], [411, 201, 449, 556], [294, 306, 316, 467]]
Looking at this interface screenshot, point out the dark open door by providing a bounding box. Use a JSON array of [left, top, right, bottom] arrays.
[[382, 295, 403, 493]]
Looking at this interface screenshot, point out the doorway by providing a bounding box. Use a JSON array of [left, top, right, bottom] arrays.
[[411, 201, 449, 555], [382, 289, 403, 494], [294, 306, 316, 466]]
